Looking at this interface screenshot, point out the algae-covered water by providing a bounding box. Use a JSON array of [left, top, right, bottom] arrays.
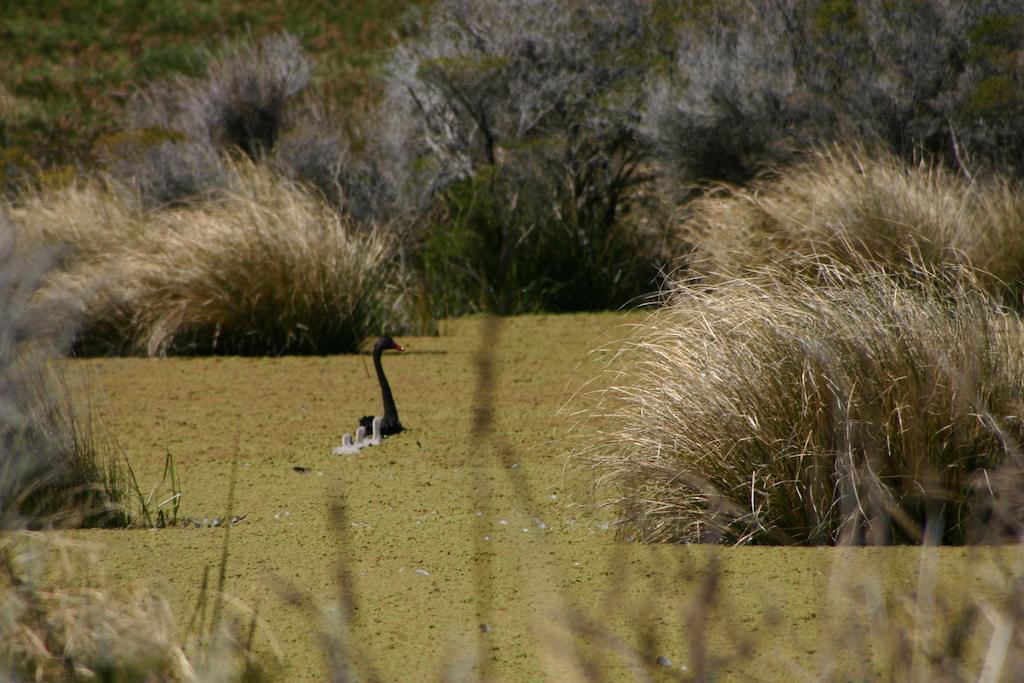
[[64, 314, 1024, 681]]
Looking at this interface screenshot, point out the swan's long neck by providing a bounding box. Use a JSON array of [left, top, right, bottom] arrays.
[[374, 346, 399, 422]]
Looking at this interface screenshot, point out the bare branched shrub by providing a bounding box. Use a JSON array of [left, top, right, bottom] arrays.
[[271, 109, 387, 222], [130, 32, 310, 159], [273, 125, 348, 210], [680, 146, 1024, 302], [200, 32, 311, 159], [575, 261, 1024, 545], [644, 0, 1024, 181], [96, 129, 229, 210], [378, 0, 664, 312], [640, 3, 806, 185], [102, 33, 311, 209], [387, 0, 650, 190]]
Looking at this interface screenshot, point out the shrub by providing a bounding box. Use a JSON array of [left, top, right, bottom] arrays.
[[199, 32, 312, 158], [643, 0, 1024, 181], [95, 128, 229, 210], [104, 32, 311, 208], [678, 146, 1024, 302], [17, 162, 409, 356], [420, 159, 666, 315], [575, 261, 1024, 545], [271, 111, 388, 222], [639, 3, 805, 185], [273, 124, 348, 210], [129, 32, 311, 159], [378, 0, 663, 312]]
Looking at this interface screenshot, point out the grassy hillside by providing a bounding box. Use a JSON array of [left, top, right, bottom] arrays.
[[0, 0, 425, 189]]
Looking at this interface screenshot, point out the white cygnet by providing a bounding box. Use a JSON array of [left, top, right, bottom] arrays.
[[332, 432, 361, 456], [365, 416, 383, 446]]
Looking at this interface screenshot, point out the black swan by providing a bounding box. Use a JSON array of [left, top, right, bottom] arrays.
[[359, 336, 404, 436]]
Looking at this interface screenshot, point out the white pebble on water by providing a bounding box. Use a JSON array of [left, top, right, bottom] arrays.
[[498, 519, 508, 526], [415, 568, 430, 577]]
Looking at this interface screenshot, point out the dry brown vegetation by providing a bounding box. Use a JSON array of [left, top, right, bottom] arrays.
[[575, 260, 1024, 545], [11, 161, 407, 356], [679, 146, 1024, 301], [0, 532, 270, 681]]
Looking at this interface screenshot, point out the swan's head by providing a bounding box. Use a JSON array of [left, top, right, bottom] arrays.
[[375, 335, 405, 353]]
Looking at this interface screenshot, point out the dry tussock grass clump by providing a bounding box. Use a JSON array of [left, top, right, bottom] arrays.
[[11, 180, 145, 265], [94, 162, 405, 355], [0, 534, 185, 680], [576, 261, 1024, 545], [0, 532, 269, 681], [0, 216, 127, 528], [13, 161, 406, 355], [680, 146, 1024, 300]]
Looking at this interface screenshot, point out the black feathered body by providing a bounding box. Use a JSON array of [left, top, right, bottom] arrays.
[[361, 336, 403, 436]]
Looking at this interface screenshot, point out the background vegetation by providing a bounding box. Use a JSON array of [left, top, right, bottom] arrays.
[[0, 0, 426, 188], [5, 0, 1024, 334]]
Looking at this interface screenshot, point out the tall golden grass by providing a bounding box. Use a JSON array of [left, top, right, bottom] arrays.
[[11, 161, 407, 355], [679, 146, 1024, 302], [0, 216, 128, 528], [575, 261, 1024, 545], [0, 532, 272, 681]]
